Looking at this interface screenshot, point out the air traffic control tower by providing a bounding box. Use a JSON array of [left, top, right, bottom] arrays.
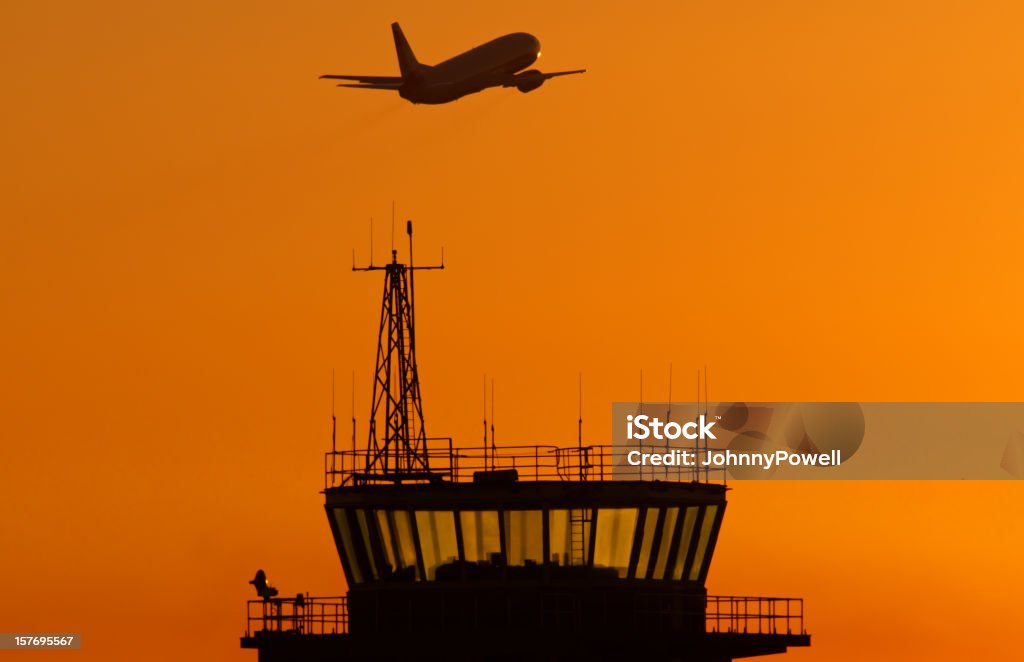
[[241, 222, 810, 661]]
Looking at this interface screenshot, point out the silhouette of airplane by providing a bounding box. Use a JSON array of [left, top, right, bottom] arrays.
[[320, 23, 585, 104]]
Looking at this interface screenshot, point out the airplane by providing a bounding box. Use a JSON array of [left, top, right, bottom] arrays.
[[320, 22, 585, 105]]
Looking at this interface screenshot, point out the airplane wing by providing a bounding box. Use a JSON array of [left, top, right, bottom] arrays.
[[537, 69, 586, 79], [501, 69, 586, 89]]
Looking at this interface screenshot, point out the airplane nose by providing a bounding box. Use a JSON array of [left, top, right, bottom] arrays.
[[529, 35, 541, 54]]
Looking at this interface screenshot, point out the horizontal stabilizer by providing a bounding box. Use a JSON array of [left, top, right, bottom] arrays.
[[336, 83, 402, 90], [319, 74, 403, 84]]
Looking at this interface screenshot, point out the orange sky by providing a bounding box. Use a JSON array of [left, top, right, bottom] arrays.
[[2, 1, 1024, 660]]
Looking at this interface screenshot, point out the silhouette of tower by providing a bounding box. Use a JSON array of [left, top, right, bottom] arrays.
[[240, 219, 810, 661]]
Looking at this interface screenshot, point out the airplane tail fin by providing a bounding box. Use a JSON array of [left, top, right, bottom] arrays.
[[391, 22, 420, 78]]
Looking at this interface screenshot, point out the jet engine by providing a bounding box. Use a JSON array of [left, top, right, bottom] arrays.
[[513, 69, 545, 93]]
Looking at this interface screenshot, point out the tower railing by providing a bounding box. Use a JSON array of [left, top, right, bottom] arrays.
[[244, 596, 348, 637], [325, 441, 726, 488], [705, 596, 805, 636], [244, 595, 803, 637]]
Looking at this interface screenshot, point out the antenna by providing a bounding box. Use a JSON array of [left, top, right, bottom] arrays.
[[703, 365, 709, 482], [639, 369, 644, 414], [696, 368, 701, 481], [639, 369, 644, 480], [406, 219, 417, 367], [666, 364, 672, 478], [578, 372, 584, 480], [667, 364, 673, 413], [483, 373, 488, 467], [490, 379, 496, 471], [391, 201, 396, 253], [577, 372, 583, 449], [696, 369, 701, 417], [704, 365, 709, 417], [331, 369, 337, 481], [351, 370, 356, 454]]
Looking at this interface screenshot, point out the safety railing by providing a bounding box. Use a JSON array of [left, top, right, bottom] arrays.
[[326, 441, 726, 488], [325, 441, 606, 488], [704, 596, 805, 636], [245, 594, 801, 637], [244, 596, 347, 636]]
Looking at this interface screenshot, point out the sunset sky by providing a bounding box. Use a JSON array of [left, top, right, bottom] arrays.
[[2, 1, 1024, 660]]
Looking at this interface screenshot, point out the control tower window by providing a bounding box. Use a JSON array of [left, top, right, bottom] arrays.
[[688, 505, 720, 581], [504, 510, 543, 566], [460, 510, 501, 563], [593, 508, 639, 578], [652, 507, 681, 579], [375, 509, 418, 580], [415, 510, 458, 580], [633, 507, 660, 579], [670, 506, 700, 581], [354, 510, 380, 580], [331, 509, 364, 585]]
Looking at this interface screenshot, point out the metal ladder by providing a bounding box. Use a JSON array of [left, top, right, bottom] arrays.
[[569, 509, 591, 565]]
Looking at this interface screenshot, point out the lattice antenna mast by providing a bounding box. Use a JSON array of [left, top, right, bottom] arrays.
[[354, 220, 443, 478]]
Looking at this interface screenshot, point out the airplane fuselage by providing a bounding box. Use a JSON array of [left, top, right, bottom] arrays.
[[401, 33, 540, 104]]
